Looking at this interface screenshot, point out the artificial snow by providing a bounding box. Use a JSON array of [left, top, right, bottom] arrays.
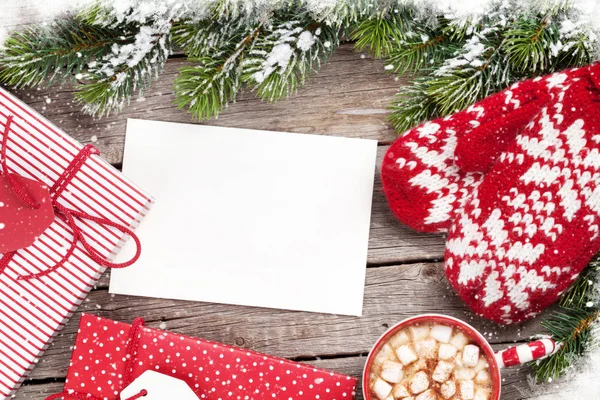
[[297, 31, 316, 52], [247, 21, 323, 85], [437, 35, 486, 75], [573, 0, 600, 33], [252, 43, 294, 83]]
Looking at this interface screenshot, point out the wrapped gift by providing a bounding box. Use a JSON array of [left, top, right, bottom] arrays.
[[48, 313, 357, 399], [0, 87, 153, 399]]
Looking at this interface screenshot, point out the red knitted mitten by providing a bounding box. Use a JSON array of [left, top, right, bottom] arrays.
[[382, 79, 549, 233], [446, 65, 600, 324]]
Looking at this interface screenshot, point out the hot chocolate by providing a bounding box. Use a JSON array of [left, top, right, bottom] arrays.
[[368, 322, 492, 400]]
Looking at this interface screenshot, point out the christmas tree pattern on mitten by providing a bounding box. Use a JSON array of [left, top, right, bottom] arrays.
[[446, 64, 600, 324], [381, 78, 550, 233]]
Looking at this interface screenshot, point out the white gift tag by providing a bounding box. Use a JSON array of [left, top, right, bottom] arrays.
[[120, 370, 198, 399]]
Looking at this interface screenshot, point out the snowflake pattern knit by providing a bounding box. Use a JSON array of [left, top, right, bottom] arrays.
[[382, 78, 549, 233], [447, 65, 600, 324], [383, 64, 600, 324]]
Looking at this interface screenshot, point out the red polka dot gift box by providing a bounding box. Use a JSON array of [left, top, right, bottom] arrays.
[[48, 314, 357, 400]]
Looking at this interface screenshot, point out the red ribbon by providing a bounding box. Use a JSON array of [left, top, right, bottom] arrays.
[[0, 115, 142, 280], [46, 318, 148, 400]]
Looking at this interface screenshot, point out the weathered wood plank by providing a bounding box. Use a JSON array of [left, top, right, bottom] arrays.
[[25, 262, 551, 387], [12, 381, 66, 400]]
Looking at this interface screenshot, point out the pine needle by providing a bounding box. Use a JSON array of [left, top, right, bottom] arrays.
[[351, 12, 405, 58], [388, 80, 438, 133], [504, 17, 559, 72]]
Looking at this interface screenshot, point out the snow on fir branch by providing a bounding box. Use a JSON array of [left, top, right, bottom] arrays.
[[2, 0, 600, 121]]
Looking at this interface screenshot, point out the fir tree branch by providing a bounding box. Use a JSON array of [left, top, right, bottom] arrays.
[[386, 32, 456, 75], [504, 17, 559, 73], [388, 16, 506, 131], [75, 25, 172, 117], [172, 19, 246, 58], [557, 35, 592, 68], [174, 25, 261, 120], [242, 17, 339, 102], [528, 254, 600, 382], [428, 43, 510, 115], [0, 17, 135, 88]]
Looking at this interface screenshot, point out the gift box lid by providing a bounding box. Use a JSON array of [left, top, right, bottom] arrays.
[[62, 314, 357, 399]]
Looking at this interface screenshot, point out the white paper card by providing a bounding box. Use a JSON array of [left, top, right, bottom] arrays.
[[110, 119, 377, 316], [120, 371, 198, 399]]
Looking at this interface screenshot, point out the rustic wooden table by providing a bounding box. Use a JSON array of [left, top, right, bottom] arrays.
[[2, 10, 551, 399]]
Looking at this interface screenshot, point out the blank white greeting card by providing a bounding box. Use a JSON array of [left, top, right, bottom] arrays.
[[110, 119, 377, 316]]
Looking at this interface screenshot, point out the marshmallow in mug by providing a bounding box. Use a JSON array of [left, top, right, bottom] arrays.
[[368, 322, 493, 400]]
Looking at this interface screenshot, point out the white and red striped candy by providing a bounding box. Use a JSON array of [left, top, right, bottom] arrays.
[[495, 338, 557, 368]]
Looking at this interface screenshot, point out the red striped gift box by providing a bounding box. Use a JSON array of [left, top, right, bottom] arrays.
[[0, 87, 153, 399]]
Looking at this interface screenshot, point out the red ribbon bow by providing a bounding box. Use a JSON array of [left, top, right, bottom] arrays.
[[0, 115, 142, 280], [46, 318, 148, 400]]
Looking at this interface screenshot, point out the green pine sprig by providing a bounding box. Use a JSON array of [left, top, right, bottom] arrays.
[[560, 255, 600, 309], [75, 28, 172, 117], [383, 7, 593, 133], [172, 19, 246, 58], [0, 16, 135, 88], [243, 17, 339, 102], [351, 11, 406, 59], [173, 11, 340, 120], [388, 79, 438, 133], [174, 26, 258, 120], [505, 17, 559, 73], [529, 254, 600, 382]]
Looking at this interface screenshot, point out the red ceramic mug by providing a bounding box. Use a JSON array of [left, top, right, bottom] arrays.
[[362, 314, 557, 400]]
